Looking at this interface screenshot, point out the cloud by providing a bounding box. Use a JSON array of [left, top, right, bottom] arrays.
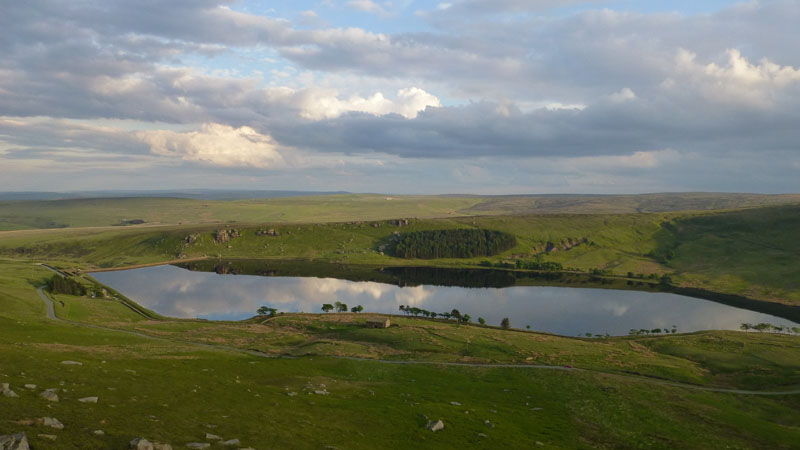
[[264, 86, 440, 120], [673, 48, 800, 108], [347, 0, 389, 16], [136, 123, 286, 168]]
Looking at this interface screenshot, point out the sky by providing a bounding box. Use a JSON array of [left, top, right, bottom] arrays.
[[1, 0, 799, 194]]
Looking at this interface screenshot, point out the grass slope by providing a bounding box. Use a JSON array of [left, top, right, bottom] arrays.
[[1, 260, 799, 449], [2, 204, 800, 306]]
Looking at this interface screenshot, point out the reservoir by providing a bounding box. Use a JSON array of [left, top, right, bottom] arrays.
[[92, 261, 800, 337]]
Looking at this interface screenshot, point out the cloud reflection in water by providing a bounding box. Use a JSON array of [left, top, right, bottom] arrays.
[[93, 265, 799, 336]]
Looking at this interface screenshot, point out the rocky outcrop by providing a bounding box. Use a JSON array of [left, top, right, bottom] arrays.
[[0, 433, 30, 450], [213, 228, 240, 244], [256, 229, 280, 237]]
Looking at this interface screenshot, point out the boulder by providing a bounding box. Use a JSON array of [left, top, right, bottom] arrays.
[[204, 433, 221, 440], [39, 389, 59, 402], [425, 420, 445, 432], [0, 433, 30, 450], [220, 439, 240, 446], [129, 437, 154, 450], [61, 361, 83, 366], [2, 388, 18, 398], [93, 430, 105, 436], [78, 396, 99, 403], [449, 401, 461, 406], [42, 417, 64, 430], [23, 385, 36, 390]]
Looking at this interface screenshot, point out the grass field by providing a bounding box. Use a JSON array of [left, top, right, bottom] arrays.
[[1, 196, 800, 448], [1, 260, 800, 449], [2, 192, 799, 231], [2, 203, 799, 305]]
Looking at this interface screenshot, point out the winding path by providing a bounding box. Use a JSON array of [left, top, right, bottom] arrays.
[[36, 285, 800, 396]]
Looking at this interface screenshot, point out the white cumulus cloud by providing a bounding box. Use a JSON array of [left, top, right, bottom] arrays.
[[265, 86, 441, 120], [136, 123, 286, 168]]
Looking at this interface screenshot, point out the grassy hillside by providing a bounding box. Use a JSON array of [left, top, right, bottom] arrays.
[[655, 205, 800, 304], [463, 193, 800, 215], [2, 204, 800, 306], [1, 260, 799, 449], [1, 192, 799, 231], [0, 195, 482, 230]]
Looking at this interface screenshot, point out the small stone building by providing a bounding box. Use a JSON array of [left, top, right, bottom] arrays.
[[366, 318, 391, 329]]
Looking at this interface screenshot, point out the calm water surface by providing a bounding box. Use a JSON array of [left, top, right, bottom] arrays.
[[93, 264, 799, 336]]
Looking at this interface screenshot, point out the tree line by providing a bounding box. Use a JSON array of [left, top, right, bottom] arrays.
[[47, 275, 86, 296], [392, 229, 517, 259]]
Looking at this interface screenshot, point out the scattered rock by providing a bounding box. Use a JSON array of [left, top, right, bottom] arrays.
[[477, 433, 488, 438], [2, 388, 18, 398], [313, 390, 329, 395], [60, 361, 83, 366], [286, 392, 297, 397], [37, 435, 57, 441], [484, 420, 495, 428], [425, 420, 445, 432], [449, 401, 461, 406], [79, 397, 99, 404], [129, 437, 154, 450], [93, 430, 105, 436], [154, 443, 173, 450], [0, 432, 30, 450], [186, 444, 210, 449], [23, 385, 36, 390], [220, 439, 240, 446], [205, 433, 221, 440], [39, 389, 59, 402], [42, 417, 63, 430], [535, 441, 544, 446]]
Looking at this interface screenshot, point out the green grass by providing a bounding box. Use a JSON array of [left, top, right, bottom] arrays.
[[3, 203, 800, 307], [1, 259, 800, 449], [656, 205, 800, 304], [0, 195, 482, 230]]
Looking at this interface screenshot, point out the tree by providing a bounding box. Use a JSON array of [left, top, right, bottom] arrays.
[[501, 317, 510, 329], [336, 302, 348, 312], [450, 309, 462, 322], [351, 305, 364, 313], [430, 312, 437, 319], [740, 323, 752, 332], [321, 303, 334, 313], [461, 314, 471, 323], [257, 306, 277, 317], [478, 317, 486, 325], [399, 305, 407, 315]]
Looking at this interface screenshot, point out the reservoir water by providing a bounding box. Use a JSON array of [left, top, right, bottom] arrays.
[[92, 262, 800, 337]]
